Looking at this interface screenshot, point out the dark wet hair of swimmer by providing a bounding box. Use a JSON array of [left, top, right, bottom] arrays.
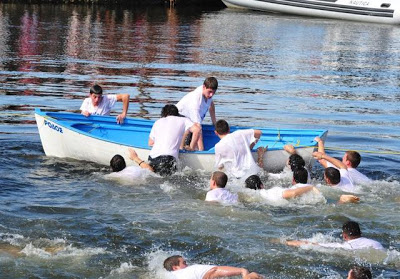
[[110, 154, 126, 172], [348, 265, 372, 279], [245, 175, 264, 190], [161, 104, 179, 118], [293, 167, 308, 184], [342, 220, 362, 238], [288, 154, 305, 171]]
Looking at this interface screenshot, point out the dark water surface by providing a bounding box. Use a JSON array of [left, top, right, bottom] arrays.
[[0, 3, 399, 278]]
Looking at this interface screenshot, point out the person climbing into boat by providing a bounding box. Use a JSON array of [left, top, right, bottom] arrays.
[[245, 167, 321, 201], [205, 171, 238, 204], [214, 119, 264, 178], [148, 104, 201, 176], [108, 148, 154, 180], [347, 265, 372, 279], [315, 137, 371, 185], [176, 77, 218, 151], [80, 84, 130, 124], [286, 220, 385, 251], [163, 255, 263, 279]]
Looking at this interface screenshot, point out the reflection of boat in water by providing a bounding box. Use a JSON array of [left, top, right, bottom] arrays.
[[222, 0, 400, 24], [34, 109, 327, 172]]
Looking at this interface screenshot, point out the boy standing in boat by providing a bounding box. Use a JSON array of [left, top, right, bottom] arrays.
[[176, 77, 218, 151], [80, 84, 130, 124], [214, 119, 263, 178]]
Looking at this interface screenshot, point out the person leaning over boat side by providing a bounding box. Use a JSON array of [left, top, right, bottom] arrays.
[[80, 84, 130, 124], [148, 104, 201, 176], [163, 255, 263, 279], [214, 119, 263, 179], [205, 171, 238, 204], [108, 148, 154, 180], [315, 137, 371, 185], [176, 77, 218, 151], [286, 220, 385, 251], [347, 265, 372, 279]]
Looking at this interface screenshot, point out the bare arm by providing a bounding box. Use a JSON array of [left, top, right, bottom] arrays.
[[187, 123, 202, 151], [148, 137, 154, 147], [204, 266, 250, 279], [282, 186, 315, 199], [257, 146, 267, 168], [116, 94, 130, 124], [313, 151, 347, 170], [286, 240, 316, 247], [338, 194, 360, 204], [284, 144, 296, 155], [250, 130, 262, 150], [209, 101, 216, 126], [128, 148, 154, 172]]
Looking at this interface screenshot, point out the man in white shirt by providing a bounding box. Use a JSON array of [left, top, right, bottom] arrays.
[[214, 119, 262, 179], [205, 171, 238, 204], [107, 148, 154, 181], [245, 168, 321, 202], [80, 84, 130, 124], [176, 77, 218, 151], [163, 255, 262, 279], [286, 220, 384, 251], [315, 137, 371, 185], [313, 151, 356, 193], [148, 104, 201, 176]]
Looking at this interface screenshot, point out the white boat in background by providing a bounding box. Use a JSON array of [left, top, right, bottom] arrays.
[[222, 0, 400, 24], [34, 109, 327, 173]]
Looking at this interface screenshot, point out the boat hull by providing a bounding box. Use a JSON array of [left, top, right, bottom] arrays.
[[222, 0, 400, 24], [35, 109, 327, 173]]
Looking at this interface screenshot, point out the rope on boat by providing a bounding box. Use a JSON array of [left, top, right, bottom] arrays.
[[294, 144, 400, 155]]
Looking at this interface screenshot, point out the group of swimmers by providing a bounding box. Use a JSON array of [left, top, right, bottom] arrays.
[[80, 78, 379, 278]]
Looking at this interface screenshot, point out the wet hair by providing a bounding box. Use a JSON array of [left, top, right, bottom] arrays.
[[324, 167, 341, 185], [245, 175, 263, 190], [212, 171, 228, 188], [110, 154, 126, 172], [349, 266, 372, 279], [288, 154, 305, 171], [163, 255, 182, 271], [346, 151, 361, 168], [293, 167, 308, 184], [161, 104, 179, 117], [342, 221, 362, 238], [90, 84, 103, 95], [215, 119, 229, 135], [203, 77, 218, 90]]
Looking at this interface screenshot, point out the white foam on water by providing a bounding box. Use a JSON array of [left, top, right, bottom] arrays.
[[108, 262, 138, 275], [145, 249, 183, 279]]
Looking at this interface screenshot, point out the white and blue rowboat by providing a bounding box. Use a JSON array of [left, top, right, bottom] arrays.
[[34, 108, 327, 172], [222, 0, 400, 24]]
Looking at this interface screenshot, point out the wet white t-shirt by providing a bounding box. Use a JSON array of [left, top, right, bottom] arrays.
[[205, 188, 238, 204], [80, 95, 117, 115], [172, 264, 216, 279], [176, 85, 212, 124], [215, 129, 260, 178], [149, 116, 193, 159], [347, 168, 371, 184], [319, 237, 384, 251], [106, 166, 151, 181], [335, 169, 356, 193]]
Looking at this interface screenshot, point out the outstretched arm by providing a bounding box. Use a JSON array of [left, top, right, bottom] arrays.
[[257, 146, 268, 168], [338, 194, 360, 204], [286, 240, 317, 247], [128, 148, 154, 172], [209, 101, 216, 126], [284, 144, 296, 155], [282, 186, 315, 199], [205, 266, 263, 279], [250, 130, 262, 150], [116, 94, 130, 124], [313, 151, 347, 170]]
